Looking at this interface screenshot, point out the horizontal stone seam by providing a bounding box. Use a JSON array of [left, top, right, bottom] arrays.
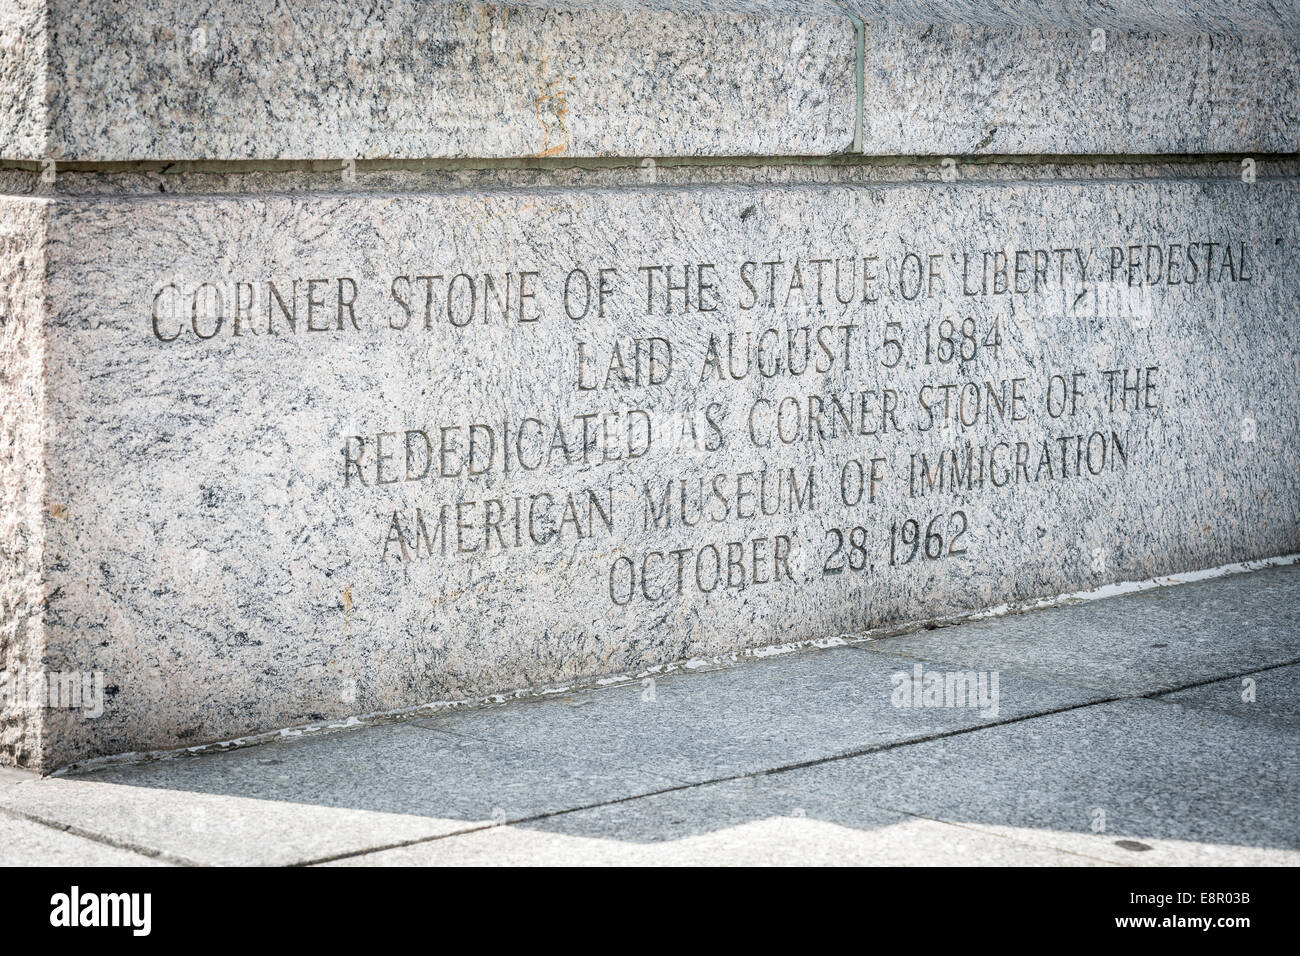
[[5, 173, 1298, 205], [3, 152, 1299, 175]]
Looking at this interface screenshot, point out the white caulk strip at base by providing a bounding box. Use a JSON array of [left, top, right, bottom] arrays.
[[965, 552, 1300, 621]]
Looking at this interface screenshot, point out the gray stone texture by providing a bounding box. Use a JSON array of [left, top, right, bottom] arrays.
[[775, 697, 1300, 865], [847, 0, 1300, 155], [0, 0, 46, 161], [864, 563, 1300, 694], [5, 561, 1294, 868], [3, 176, 1299, 769], [0, 0, 857, 162], [0, 198, 46, 766], [1, 563, 1294, 864], [0, 721, 681, 865], [1158, 662, 1300, 728], [5, 0, 1298, 163], [419, 645, 1103, 782]]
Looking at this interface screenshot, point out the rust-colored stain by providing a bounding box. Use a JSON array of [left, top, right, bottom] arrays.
[[343, 586, 353, 615], [47, 502, 66, 519], [533, 79, 570, 158], [428, 587, 467, 608]]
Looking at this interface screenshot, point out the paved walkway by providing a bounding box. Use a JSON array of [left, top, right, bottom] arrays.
[[2, 564, 1297, 866]]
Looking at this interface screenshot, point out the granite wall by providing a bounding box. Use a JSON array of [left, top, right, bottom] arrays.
[[2, 0, 1298, 770]]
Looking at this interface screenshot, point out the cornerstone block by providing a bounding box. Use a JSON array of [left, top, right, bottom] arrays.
[[9, 178, 1298, 768]]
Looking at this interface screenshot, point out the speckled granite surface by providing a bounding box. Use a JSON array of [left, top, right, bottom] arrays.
[[4, 0, 1299, 162], [0, 0, 46, 160], [844, 0, 1300, 155], [1, 0, 857, 161], [860, 31, 1299, 156], [2, 177, 1297, 769], [0, 198, 47, 766]]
